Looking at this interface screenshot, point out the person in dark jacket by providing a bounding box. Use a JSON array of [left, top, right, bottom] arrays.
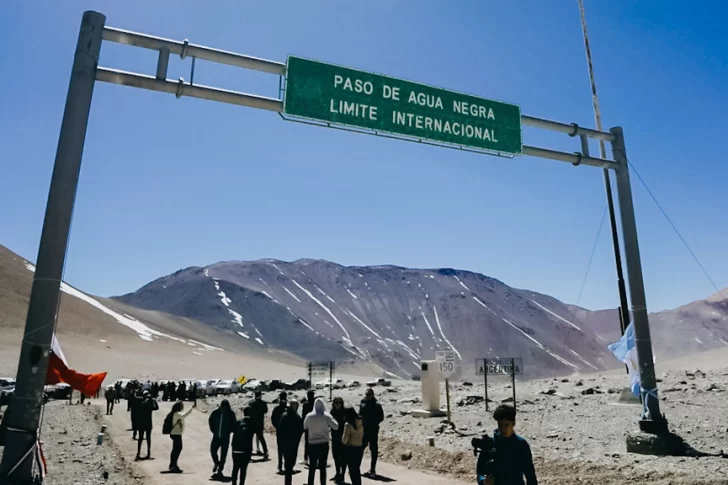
[[105, 386, 116, 415], [330, 397, 347, 482], [249, 391, 269, 459], [129, 389, 143, 440], [177, 381, 187, 402], [301, 390, 315, 464], [359, 389, 384, 476], [359, 388, 384, 477], [231, 406, 254, 485], [277, 400, 304, 485], [209, 399, 237, 477], [135, 391, 159, 460], [114, 382, 122, 403], [478, 405, 537, 485], [271, 391, 288, 473]]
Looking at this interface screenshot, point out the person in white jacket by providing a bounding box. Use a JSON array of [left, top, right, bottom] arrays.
[[303, 398, 338, 485]]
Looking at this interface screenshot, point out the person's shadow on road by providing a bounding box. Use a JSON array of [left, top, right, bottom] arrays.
[[365, 475, 397, 483], [208, 475, 233, 483]]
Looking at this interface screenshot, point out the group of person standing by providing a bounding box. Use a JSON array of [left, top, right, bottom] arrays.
[[111, 381, 385, 485], [204, 387, 384, 485], [270, 387, 383, 485]]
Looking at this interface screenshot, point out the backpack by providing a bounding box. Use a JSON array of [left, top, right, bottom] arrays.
[[162, 412, 174, 435]]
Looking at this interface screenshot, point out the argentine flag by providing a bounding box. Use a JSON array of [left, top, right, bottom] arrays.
[[607, 322, 640, 397]]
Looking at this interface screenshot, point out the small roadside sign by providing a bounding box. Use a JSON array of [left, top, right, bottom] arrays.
[[435, 350, 458, 424], [475, 357, 523, 412], [307, 361, 335, 401], [476, 357, 523, 376], [435, 350, 457, 379]]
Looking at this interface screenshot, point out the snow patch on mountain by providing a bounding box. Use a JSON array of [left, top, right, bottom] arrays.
[[433, 305, 462, 360]]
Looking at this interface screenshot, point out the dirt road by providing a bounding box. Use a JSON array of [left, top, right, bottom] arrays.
[[103, 400, 468, 485]]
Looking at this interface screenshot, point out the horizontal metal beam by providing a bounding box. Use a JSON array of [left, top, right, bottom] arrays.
[[522, 145, 617, 169], [102, 27, 286, 76], [521, 114, 615, 142], [96, 67, 283, 111]]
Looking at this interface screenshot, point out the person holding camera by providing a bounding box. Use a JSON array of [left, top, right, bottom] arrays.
[[472, 404, 537, 485]]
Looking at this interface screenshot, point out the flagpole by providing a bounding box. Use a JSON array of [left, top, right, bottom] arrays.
[[576, 0, 632, 358]]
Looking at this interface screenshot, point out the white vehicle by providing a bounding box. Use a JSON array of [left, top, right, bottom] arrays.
[[315, 379, 330, 390], [366, 378, 392, 387], [193, 380, 216, 396], [242, 379, 263, 392], [332, 379, 346, 389], [348, 380, 362, 388], [0, 378, 16, 391], [215, 380, 240, 395]]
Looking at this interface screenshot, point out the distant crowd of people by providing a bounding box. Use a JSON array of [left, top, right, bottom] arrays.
[[106, 380, 384, 485], [100, 380, 537, 485]]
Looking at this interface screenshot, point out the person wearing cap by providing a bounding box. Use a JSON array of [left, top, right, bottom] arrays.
[[359, 388, 384, 477], [248, 390, 269, 460], [209, 399, 237, 478], [301, 390, 316, 464], [271, 391, 289, 473], [135, 390, 159, 461]]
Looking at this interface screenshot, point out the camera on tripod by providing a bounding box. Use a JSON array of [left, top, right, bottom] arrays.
[[472, 434, 496, 478]]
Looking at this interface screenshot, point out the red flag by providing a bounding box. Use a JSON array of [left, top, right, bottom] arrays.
[[46, 335, 107, 397]]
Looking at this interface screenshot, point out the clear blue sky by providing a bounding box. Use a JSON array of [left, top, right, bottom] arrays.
[[1, 1, 726, 312]]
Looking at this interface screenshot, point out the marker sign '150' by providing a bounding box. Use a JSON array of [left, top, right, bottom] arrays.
[[283, 56, 522, 155]]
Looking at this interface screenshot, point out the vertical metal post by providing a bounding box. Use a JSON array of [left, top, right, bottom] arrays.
[[581, 137, 629, 375], [577, 0, 631, 341], [0, 11, 105, 483], [156, 47, 170, 80], [484, 359, 489, 413], [307, 362, 312, 391], [329, 361, 333, 402], [445, 379, 451, 425], [610, 127, 666, 432], [511, 358, 516, 412]]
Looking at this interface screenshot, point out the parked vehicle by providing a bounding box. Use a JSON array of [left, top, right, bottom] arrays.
[[268, 379, 285, 391], [243, 379, 269, 393], [348, 380, 362, 388], [366, 378, 392, 387], [52, 383, 73, 400], [192, 380, 216, 397], [0, 378, 16, 392], [285, 378, 310, 390], [0, 387, 14, 407], [215, 379, 240, 395]]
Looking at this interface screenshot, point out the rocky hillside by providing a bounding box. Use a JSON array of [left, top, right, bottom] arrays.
[[0, 244, 306, 381], [115, 259, 626, 379], [567, 288, 728, 362]]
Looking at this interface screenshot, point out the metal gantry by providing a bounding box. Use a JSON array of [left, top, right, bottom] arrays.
[[0, 11, 666, 483]]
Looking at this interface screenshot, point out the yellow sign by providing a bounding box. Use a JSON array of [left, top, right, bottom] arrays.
[[237, 376, 247, 385]]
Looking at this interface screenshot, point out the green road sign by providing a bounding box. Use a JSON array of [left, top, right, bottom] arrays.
[[283, 56, 522, 155]]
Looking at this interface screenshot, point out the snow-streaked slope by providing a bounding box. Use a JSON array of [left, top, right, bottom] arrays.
[[115, 260, 633, 378]]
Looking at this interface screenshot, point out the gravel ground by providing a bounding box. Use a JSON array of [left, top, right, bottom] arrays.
[[203, 366, 728, 485], [1, 400, 141, 485], [3, 361, 726, 485]]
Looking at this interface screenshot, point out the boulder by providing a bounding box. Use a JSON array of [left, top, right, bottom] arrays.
[[581, 387, 602, 395]]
